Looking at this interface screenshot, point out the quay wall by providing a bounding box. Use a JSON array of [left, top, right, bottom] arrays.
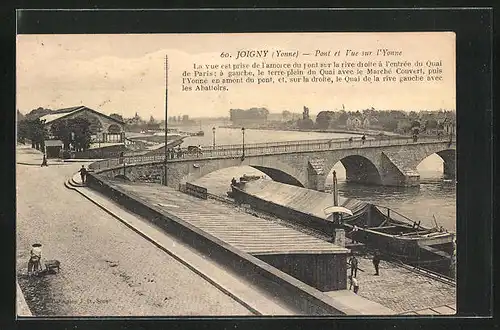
[[255, 253, 347, 292], [86, 173, 361, 315]]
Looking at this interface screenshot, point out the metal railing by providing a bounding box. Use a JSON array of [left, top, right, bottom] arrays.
[[89, 135, 455, 172]]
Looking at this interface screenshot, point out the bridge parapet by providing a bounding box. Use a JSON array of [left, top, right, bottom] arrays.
[[89, 135, 454, 173], [89, 136, 455, 189]]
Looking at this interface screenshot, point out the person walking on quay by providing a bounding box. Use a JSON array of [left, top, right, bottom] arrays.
[[349, 275, 359, 294], [372, 251, 381, 276], [348, 253, 358, 278], [41, 153, 48, 167], [79, 165, 88, 184], [361, 135, 366, 144]]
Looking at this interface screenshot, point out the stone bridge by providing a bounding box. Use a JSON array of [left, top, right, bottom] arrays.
[[91, 136, 456, 191]]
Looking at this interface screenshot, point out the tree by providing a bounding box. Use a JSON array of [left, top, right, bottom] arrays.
[[17, 119, 29, 143], [109, 113, 124, 122], [297, 118, 314, 129], [425, 119, 438, 130], [23, 118, 46, 150], [282, 110, 291, 121], [382, 120, 398, 132], [315, 111, 335, 129], [17, 109, 25, 122], [69, 118, 92, 151], [51, 118, 92, 151], [147, 115, 160, 130], [337, 111, 348, 126], [411, 120, 421, 128], [51, 120, 72, 149], [25, 107, 53, 120]]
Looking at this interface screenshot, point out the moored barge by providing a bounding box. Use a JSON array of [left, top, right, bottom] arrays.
[[228, 178, 455, 277]]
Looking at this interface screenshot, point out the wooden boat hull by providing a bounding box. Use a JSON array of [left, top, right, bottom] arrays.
[[230, 181, 455, 276]]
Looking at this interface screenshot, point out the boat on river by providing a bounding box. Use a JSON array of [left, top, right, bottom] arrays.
[[228, 177, 455, 276]]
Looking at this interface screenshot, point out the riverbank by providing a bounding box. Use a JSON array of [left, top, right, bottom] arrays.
[[217, 125, 401, 137]]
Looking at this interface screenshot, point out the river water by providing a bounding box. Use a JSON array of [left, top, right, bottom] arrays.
[[176, 123, 456, 232]]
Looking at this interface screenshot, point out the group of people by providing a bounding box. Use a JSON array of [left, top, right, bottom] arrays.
[[167, 146, 184, 159], [345, 135, 366, 144], [347, 251, 381, 294], [167, 145, 205, 159]]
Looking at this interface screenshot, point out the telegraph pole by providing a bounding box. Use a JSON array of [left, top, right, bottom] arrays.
[[164, 55, 168, 186]]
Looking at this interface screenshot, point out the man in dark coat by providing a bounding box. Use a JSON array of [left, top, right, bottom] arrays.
[[373, 251, 381, 275], [348, 254, 358, 278], [79, 165, 88, 184], [41, 154, 48, 167]]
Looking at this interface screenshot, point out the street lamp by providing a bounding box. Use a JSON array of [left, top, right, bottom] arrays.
[[40, 119, 47, 154], [97, 127, 102, 149], [241, 127, 245, 160], [212, 127, 216, 149]]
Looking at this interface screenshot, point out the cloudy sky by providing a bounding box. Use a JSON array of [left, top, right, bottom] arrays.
[[17, 32, 455, 119]]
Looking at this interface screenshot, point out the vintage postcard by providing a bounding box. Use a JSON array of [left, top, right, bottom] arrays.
[[16, 32, 456, 316]]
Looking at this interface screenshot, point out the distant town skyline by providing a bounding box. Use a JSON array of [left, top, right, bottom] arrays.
[[17, 33, 455, 118]]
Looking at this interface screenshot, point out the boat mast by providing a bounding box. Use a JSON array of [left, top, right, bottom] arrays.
[[332, 170, 340, 224], [333, 170, 338, 206]]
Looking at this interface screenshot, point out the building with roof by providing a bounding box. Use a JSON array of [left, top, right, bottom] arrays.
[[39, 106, 125, 144], [346, 116, 363, 129]]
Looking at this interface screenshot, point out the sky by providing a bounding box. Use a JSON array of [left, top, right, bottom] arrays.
[[17, 32, 456, 119]]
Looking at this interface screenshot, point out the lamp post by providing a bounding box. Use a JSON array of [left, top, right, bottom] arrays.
[[212, 127, 216, 149], [40, 119, 47, 154], [241, 127, 245, 160], [97, 127, 102, 149], [164, 54, 169, 186]]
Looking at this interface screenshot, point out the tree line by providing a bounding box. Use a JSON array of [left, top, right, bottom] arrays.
[[286, 108, 455, 133]]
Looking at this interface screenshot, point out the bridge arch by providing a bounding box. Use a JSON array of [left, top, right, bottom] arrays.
[[325, 154, 382, 187], [250, 165, 304, 187], [177, 157, 307, 189], [417, 148, 456, 179]]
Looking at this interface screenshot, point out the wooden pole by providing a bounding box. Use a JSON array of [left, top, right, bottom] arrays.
[[164, 54, 168, 186], [333, 170, 339, 224]]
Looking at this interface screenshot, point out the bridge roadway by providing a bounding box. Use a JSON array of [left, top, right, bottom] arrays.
[[91, 135, 452, 171], [90, 135, 455, 190]]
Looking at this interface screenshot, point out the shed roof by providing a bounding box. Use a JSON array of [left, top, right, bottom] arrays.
[[44, 139, 63, 147], [39, 106, 125, 125]]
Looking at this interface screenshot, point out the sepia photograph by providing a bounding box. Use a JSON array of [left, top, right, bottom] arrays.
[[16, 31, 457, 316]]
